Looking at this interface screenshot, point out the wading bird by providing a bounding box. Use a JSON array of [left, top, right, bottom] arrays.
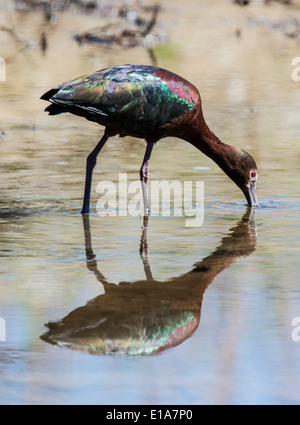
[[41, 64, 258, 215]]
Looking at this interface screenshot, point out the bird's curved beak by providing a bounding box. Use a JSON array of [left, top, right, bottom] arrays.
[[244, 182, 259, 207]]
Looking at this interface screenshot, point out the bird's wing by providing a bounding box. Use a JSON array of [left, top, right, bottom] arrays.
[[47, 66, 195, 135]]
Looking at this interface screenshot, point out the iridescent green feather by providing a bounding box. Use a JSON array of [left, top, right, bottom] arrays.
[[45, 65, 196, 135]]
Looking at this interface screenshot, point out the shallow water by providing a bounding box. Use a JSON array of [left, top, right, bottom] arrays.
[[1, 0, 300, 405]]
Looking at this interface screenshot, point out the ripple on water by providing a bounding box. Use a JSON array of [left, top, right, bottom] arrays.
[[206, 197, 300, 212], [0, 198, 81, 218], [258, 197, 300, 211]]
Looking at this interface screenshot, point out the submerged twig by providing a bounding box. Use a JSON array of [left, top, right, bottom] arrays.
[[74, 4, 161, 48], [0, 25, 35, 62], [3, 1, 165, 65], [73, 3, 163, 64]]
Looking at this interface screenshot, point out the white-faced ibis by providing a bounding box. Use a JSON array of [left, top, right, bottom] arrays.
[[41, 64, 258, 214]]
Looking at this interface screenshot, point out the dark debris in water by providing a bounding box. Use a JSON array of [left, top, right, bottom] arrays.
[[4, 1, 165, 65], [73, 4, 163, 64], [12, 0, 96, 22], [233, 0, 300, 39], [2, 0, 299, 65], [73, 4, 161, 48], [234, 0, 294, 5], [246, 15, 300, 40]]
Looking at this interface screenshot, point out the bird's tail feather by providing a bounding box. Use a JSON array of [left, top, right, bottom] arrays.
[[41, 87, 67, 115], [40, 88, 59, 101], [44, 104, 67, 115]]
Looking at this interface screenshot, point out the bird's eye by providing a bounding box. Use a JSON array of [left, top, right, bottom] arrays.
[[251, 170, 256, 178]]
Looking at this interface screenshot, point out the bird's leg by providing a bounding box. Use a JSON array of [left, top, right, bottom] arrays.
[[140, 142, 154, 221], [139, 224, 153, 281], [81, 133, 109, 214], [82, 215, 110, 285]]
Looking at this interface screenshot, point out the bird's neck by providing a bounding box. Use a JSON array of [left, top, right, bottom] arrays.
[[182, 114, 239, 176]]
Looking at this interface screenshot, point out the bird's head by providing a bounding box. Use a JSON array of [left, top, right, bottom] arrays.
[[227, 149, 259, 207], [243, 167, 259, 207]]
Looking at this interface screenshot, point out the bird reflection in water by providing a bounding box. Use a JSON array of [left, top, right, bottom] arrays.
[[41, 210, 257, 355]]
